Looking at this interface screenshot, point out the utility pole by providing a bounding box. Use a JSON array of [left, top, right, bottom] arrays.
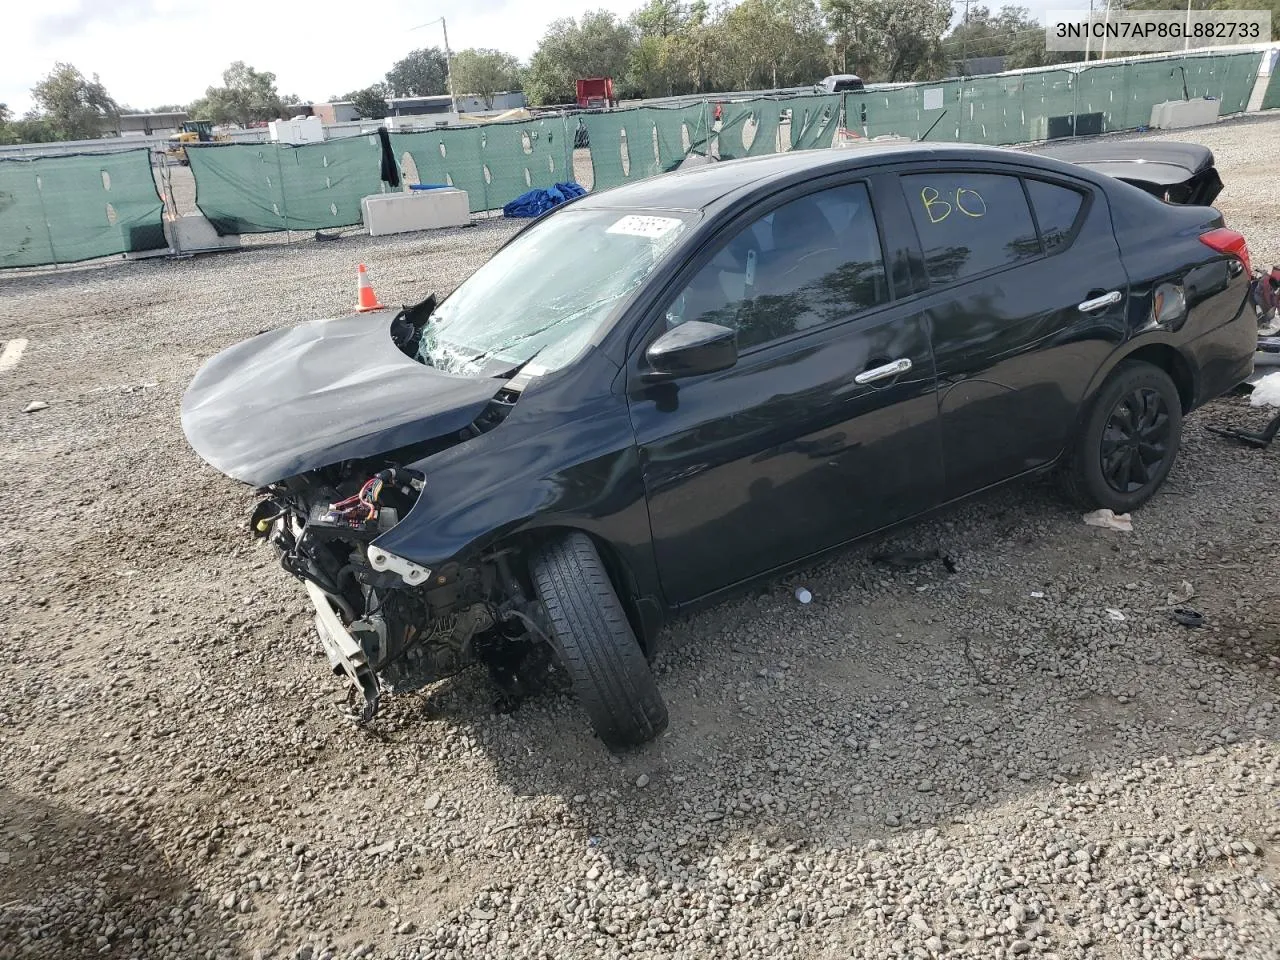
[[960, 0, 971, 141], [1100, 0, 1113, 60], [412, 17, 458, 117], [1084, 0, 1094, 62]]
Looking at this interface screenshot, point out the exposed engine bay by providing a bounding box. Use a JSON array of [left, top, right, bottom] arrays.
[[251, 460, 548, 721], [244, 296, 551, 721]]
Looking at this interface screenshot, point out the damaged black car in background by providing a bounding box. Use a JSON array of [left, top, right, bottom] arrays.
[[183, 143, 1257, 751]]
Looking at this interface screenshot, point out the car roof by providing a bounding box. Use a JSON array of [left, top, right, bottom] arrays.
[[572, 142, 1086, 212]]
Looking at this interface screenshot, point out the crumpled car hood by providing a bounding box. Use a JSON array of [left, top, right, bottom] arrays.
[[181, 312, 498, 486]]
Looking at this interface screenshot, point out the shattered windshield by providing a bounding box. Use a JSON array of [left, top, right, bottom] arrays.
[[417, 208, 695, 376]]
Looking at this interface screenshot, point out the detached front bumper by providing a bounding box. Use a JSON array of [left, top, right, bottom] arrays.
[[302, 579, 380, 719]]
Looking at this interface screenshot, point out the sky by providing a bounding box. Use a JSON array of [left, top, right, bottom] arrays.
[[3, 0, 1073, 116]]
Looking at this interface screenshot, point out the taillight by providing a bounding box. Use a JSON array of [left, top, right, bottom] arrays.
[[1200, 227, 1252, 275]]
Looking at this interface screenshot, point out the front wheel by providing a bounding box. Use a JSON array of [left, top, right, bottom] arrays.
[[1061, 361, 1183, 514], [529, 532, 668, 751]]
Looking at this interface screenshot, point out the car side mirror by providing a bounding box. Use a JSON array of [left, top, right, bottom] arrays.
[[643, 320, 738, 382]]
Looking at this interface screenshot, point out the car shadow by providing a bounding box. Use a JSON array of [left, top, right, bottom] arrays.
[[400, 472, 1278, 892], [0, 788, 242, 960]]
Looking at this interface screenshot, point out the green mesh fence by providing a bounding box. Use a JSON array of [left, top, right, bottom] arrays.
[[187, 134, 387, 234], [785, 94, 844, 149], [845, 52, 1261, 148], [582, 105, 711, 191], [717, 101, 785, 159], [1266, 68, 1280, 110], [0, 148, 164, 268], [177, 52, 1263, 227], [712, 94, 844, 160], [392, 116, 573, 213]]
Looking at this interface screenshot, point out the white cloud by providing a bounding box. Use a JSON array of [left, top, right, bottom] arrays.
[[3, 0, 640, 114]]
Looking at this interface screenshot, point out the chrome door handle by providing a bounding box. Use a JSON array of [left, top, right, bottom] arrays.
[[1078, 290, 1123, 312], [855, 357, 912, 385]]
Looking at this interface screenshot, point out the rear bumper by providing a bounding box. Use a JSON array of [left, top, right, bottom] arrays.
[[1185, 273, 1256, 408]]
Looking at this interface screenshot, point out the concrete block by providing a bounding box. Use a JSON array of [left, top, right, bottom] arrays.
[[361, 189, 470, 236]]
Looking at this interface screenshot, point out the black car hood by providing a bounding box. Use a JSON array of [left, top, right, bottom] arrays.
[[181, 312, 499, 486]]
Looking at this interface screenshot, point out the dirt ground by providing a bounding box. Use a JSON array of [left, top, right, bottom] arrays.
[[2, 115, 1279, 960]]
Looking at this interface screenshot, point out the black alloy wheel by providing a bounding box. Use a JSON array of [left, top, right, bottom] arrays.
[[1059, 360, 1183, 514], [1100, 386, 1174, 494]]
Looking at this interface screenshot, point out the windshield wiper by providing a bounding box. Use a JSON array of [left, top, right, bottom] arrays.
[[493, 347, 544, 381]]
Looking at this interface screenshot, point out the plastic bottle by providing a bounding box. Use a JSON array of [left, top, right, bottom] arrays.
[[795, 587, 812, 604]]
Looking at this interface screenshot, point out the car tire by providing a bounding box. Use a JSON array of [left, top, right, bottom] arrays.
[[1061, 360, 1183, 513], [529, 531, 668, 751]]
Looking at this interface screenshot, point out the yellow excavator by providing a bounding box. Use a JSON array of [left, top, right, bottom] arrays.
[[165, 120, 229, 165]]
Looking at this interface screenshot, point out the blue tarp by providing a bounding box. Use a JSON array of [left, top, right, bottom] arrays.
[[502, 181, 586, 218]]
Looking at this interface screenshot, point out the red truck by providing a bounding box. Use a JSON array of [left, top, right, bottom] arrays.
[[576, 77, 615, 109]]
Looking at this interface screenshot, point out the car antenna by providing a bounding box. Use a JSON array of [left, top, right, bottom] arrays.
[[919, 110, 947, 142]]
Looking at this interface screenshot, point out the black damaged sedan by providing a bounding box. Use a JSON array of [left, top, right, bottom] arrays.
[[183, 143, 1257, 750]]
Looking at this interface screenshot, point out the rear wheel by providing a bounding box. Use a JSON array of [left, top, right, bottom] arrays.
[[1061, 361, 1183, 513], [529, 532, 668, 751]]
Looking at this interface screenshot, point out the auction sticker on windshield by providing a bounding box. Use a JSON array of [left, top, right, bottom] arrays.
[[606, 215, 683, 238]]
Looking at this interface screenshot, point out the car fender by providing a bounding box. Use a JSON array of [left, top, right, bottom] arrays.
[[368, 354, 664, 616]]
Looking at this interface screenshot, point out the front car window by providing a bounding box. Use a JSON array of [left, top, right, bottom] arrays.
[[418, 208, 694, 376], [664, 182, 888, 352]]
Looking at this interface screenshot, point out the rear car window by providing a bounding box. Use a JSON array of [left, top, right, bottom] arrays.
[[902, 172, 1040, 284], [1026, 179, 1085, 254]]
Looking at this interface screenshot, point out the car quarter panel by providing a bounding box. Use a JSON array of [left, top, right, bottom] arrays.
[[1103, 184, 1254, 407]]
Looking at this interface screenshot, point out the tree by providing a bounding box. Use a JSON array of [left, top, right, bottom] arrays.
[[942, 5, 1072, 73], [450, 49, 523, 108], [719, 0, 828, 90], [626, 0, 710, 97], [341, 84, 390, 119], [823, 0, 871, 74], [526, 11, 637, 105], [664, 2, 719, 94], [858, 0, 952, 81], [385, 48, 450, 97], [189, 61, 286, 126], [29, 63, 119, 140]]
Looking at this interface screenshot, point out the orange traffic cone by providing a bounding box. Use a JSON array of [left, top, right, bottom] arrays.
[[355, 263, 385, 312]]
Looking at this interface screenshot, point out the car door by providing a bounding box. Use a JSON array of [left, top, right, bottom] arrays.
[[626, 179, 943, 606], [898, 166, 1130, 499]]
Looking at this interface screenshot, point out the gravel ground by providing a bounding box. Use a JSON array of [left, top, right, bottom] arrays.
[[2, 114, 1279, 960]]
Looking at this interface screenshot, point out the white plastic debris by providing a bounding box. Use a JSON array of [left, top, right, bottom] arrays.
[[795, 587, 813, 604], [1083, 508, 1133, 532], [1030, 591, 1045, 598], [22, 400, 48, 413], [1250, 371, 1280, 407], [1105, 608, 1126, 622]]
